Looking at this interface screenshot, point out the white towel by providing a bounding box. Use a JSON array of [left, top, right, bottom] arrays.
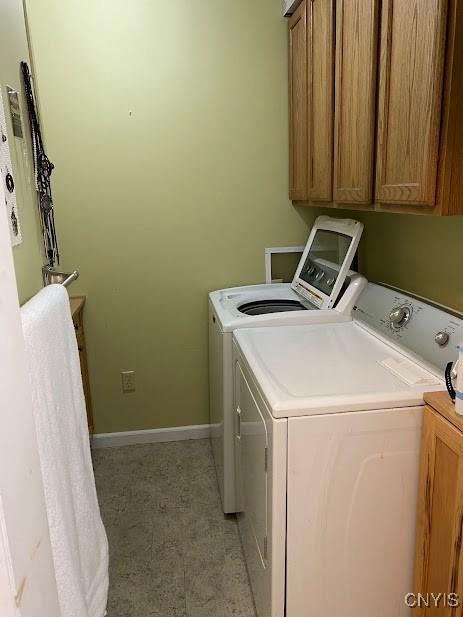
[[21, 285, 108, 617]]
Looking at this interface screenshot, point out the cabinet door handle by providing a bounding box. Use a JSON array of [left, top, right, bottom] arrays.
[[236, 406, 241, 440]]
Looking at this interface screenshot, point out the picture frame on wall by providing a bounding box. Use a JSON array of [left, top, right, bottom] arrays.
[[7, 87, 24, 138]]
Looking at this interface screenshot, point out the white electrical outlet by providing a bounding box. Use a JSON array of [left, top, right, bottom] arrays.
[[121, 370, 136, 393]]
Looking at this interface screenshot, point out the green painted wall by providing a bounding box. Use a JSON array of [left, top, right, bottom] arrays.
[[1, 0, 44, 304], [25, 0, 463, 434], [356, 211, 463, 312], [26, 0, 315, 433], [315, 207, 463, 313]]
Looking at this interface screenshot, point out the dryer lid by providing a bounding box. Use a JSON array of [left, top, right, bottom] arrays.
[[291, 216, 363, 310], [234, 322, 444, 418]]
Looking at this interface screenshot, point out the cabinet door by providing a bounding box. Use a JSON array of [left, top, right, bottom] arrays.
[[307, 0, 334, 201], [414, 406, 463, 613], [289, 0, 308, 200], [333, 0, 379, 204], [376, 0, 448, 207], [289, 0, 334, 202]]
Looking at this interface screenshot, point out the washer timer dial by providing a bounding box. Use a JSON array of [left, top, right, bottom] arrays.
[[389, 305, 412, 330]]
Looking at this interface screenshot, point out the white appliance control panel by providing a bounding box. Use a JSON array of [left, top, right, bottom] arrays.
[[354, 283, 463, 372]]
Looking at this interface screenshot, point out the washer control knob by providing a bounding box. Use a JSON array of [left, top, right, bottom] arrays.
[[306, 265, 315, 276], [326, 277, 335, 287], [315, 270, 325, 282], [434, 331, 450, 347], [389, 306, 411, 329]]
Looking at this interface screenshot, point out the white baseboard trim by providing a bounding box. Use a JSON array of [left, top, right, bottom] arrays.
[[91, 424, 211, 448]]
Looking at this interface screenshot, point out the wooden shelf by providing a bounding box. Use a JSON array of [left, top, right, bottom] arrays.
[[69, 295, 86, 318], [69, 296, 94, 433]]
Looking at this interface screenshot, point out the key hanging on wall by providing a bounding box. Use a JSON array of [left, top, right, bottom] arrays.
[[21, 61, 59, 267]]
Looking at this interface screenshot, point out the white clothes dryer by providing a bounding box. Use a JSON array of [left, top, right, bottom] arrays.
[[233, 282, 463, 617], [209, 216, 365, 513]]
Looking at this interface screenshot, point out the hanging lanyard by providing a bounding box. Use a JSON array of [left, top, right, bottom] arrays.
[[21, 61, 60, 267]]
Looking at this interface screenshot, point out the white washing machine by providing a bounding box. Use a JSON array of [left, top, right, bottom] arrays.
[[233, 282, 463, 617], [209, 216, 365, 513]]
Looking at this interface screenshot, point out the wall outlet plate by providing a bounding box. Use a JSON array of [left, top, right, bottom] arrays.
[[121, 370, 135, 393]]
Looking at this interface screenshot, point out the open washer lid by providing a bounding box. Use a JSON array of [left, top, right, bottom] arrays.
[[291, 216, 363, 309]]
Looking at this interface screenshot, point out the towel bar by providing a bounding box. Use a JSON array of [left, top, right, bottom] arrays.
[[61, 271, 79, 288], [42, 265, 79, 288]]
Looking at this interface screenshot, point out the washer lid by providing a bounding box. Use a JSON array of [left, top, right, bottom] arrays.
[[234, 322, 444, 418], [290, 215, 363, 309]]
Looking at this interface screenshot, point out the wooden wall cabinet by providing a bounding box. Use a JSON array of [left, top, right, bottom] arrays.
[[414, 392, 463, 613], [289, 0, 463, 215], [70, 296, 94, 433], [376, 0, 448, 208], [333, 0, 379, 204], [289, 0, 308, 200], [289, 0, 334, 202]]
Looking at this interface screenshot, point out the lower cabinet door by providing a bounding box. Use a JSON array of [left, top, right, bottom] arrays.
[[414, 406, 463, 615]]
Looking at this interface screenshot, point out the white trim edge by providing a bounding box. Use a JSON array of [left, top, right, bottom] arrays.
[[91, 424, 211, 448], [264, 246, 305, 284], [0, 496, 20, 617]]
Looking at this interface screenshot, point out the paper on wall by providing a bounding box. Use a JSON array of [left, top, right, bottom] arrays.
[[0, 86, 22, 247]]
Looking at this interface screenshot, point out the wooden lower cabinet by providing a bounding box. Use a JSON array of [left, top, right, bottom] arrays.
[[414, 392, 463, 614], [70, 296, 94, 433]]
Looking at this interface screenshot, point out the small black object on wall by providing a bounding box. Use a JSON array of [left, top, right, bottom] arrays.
[[5, 171, 14, 193]]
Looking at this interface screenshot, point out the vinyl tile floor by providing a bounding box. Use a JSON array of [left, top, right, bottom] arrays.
[[92, 439, 256, 617]]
